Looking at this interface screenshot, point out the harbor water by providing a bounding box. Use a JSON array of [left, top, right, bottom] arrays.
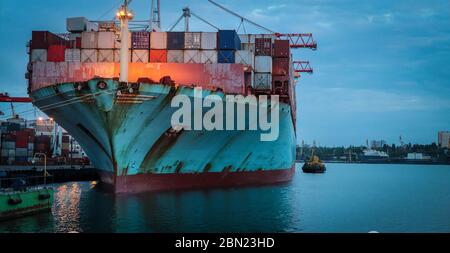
[[0, 163, 449, 233]]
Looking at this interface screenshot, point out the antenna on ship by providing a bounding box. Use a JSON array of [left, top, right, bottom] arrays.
[[149, 0, 161, 31], [116, 0, 134, 83]]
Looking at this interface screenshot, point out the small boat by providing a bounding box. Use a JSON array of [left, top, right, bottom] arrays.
[[302, 152, 326, 173], [0, 170, 54, 221]]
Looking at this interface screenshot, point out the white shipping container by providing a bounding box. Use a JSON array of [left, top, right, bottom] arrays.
[[200, 50, 217, 64], [65, 49, 81, 62], [249, 34, 277, 43], [31, 49, 47, 62], [131, 50, 149, 63], [253, 73, 272, 90], [235, 50, 254, 67], [183, 50, 201, 63], [255, 56, 272, 73], [167, 50, 184, 63], [201, 32, 217, 50], [185, 32, 201, 49], [81, 31, 98, 49], [98, 49, 115, 62], [98, 31, 116, 49], [81, 49, 98, 63], [150, 32, 167, 49]]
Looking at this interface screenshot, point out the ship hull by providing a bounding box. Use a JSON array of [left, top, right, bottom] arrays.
[[99, 167, 294, 193], [31, 78, 296, 193]]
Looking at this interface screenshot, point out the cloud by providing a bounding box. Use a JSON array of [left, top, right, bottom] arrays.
[[267, 4, 287, 11], [383, 12, 394, 23], [248, 4, 287, 20]]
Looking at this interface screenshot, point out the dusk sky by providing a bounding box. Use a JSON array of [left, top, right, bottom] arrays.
[[0, 0, 449, 146]]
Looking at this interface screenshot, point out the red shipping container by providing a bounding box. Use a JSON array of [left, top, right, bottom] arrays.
[[255, 38, 272, 56], [149, 50, 167, 63], [272, 58, 290, 76], [31, 31, 68, 49], [15, 132, 29, 148], [274, 40, 290, 58], [47, 45, 66, 62]]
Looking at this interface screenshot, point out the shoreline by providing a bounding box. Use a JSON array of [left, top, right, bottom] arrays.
[[296, 160, 450, 165]]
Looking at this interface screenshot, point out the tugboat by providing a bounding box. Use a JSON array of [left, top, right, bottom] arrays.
[[302, 149, 326, 173], [0, 155, 54, 221]]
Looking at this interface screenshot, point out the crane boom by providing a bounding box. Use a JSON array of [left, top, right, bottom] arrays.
[[0, 93, 32, 103], [276, 33, 317, 50], [293, 61, 313, 74]]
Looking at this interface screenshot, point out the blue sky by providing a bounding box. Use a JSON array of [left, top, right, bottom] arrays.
[[0, 0, 449, 146]]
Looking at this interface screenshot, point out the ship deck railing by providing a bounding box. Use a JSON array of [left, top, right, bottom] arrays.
[[0, 175, 54, 193]]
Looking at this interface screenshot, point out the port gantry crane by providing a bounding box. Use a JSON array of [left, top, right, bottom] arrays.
[[0, 93, 32, 118], [207, 0, 317, 79]]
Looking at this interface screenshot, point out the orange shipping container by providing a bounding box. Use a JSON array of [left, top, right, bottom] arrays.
[[149, 50, 167, 62]]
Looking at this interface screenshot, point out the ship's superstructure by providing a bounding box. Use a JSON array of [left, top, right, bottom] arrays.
[[25, 1, 316, 193]]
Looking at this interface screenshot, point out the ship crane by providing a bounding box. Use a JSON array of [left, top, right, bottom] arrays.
[[0, 93, 32, 118], [293, 61, 313, 74], [275, 33, 317, 50]]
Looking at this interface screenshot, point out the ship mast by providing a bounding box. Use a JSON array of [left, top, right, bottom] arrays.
[[116, 0, 134, 83]]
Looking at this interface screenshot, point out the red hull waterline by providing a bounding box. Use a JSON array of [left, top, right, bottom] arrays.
[[98, 166, 296, 194]]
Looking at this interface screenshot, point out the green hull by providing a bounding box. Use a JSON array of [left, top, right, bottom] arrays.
[[0, 188, 54, 221]]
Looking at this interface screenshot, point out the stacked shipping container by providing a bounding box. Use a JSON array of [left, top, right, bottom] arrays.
[[30, 27, 294, 94], [272, 40, 291, 95]]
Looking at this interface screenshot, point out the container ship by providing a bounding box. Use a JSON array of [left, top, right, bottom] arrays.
[[25, 0, 316, 193]]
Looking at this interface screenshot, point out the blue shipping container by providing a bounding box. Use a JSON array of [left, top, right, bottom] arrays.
[[167, 32, 185, 50], [218, 30, 241, 50], [218, 50, 235, 63], [131, 31, 150, 49]]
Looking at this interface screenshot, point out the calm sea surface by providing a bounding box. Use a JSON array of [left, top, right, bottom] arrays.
[[1, 163, 449, 233]]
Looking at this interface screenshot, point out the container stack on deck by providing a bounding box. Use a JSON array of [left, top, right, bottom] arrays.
[[27, 17, 295, 98]]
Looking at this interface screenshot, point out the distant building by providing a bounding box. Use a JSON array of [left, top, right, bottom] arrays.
[[370, 140, 387, 149], [406, 153, 431, 160], [438, 131, 450, 148]]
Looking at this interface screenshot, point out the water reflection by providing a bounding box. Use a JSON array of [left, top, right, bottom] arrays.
[[111, 183, 297, 232], [53, 182, 82, 232]]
